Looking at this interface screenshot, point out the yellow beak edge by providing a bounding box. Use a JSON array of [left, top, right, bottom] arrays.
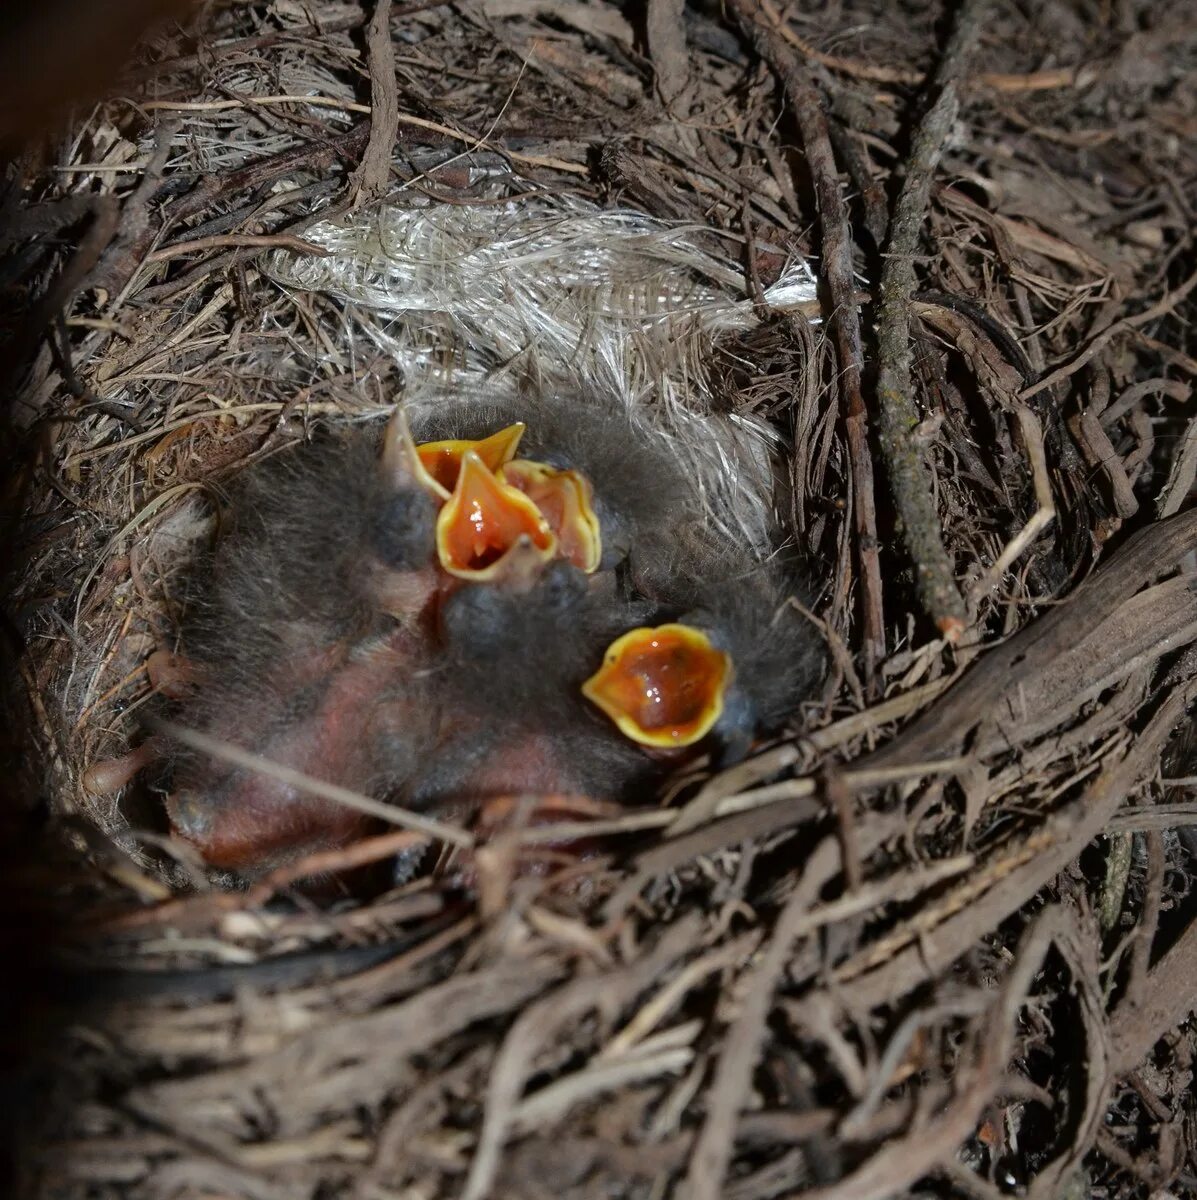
[[582, 623, 731, 748]]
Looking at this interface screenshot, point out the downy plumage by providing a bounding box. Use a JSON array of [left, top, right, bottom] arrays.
[[164, 194, 824, 871]]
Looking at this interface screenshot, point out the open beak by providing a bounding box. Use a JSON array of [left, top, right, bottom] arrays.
[[500, 459, 602, 574], [582, 623, 732, 748], [417, 422, 526, 494], [385, 413, 599, 584], [381, 406, 451, 500], [436, 450, 557, 580]]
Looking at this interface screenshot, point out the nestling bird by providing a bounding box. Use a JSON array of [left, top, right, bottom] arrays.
[[162, 389, 820, 872], [149, 195, 824, 873]]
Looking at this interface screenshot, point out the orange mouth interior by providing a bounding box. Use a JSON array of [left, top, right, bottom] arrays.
[[582, 624, 731, 748], [435, 450, 556, 579], [417, 422, 525, 494], [500, 459, 602, 574]]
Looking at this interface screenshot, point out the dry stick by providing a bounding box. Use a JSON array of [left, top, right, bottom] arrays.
[[151, 719, 473, 848], [1158, 409, 1197, 518], [684, 838, 844, 1200], [678, 819, 950, 1198], [143, 234, 332, 265], [729, 0, 885, 678], [753, 0, 1093, 94], [462, 917, 703, 1200], [128, 957, 564, 1135], [1111, 912, 1197, 1074], [1023, 915, 1111, 1200], [874, 0, 988, 640], [840, 672, 1197, 1008], [352, 0, 399, 205], [910, 302, 1057, 607], [861, 507, 1197, 771], [89, 121, 176, 298], [645, 0, 690, 106], [794, 907, 1091, 1200], [1099, 828, 1135, 934], [1123, 830, 1165, 1015], [244, 829, 430, 907], [1020, 268, 1197, 402]]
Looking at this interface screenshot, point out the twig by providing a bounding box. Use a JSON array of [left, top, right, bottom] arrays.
[[728, 0, 886, 677], [795, 906, 1080, 1200], [352, 0, 399, 205], [125, 14, 369, 83], [910, 299, 1057, 606], [1111, 912, 1197, 1074], [149, 719, 473, 848], [244, 829, 430, 907], [968, 405, 1056, 603], [824, 768, 863, 891], [1023, 911, 1111, 1197], [164, 122, 371, 227], [874, 0, 988, 639], [1020, 268, 1197, 401], [144, 233, 332, 264], [839, 671, 1197, 1007], [462, 918, 703, 1200], [1099, 830, 1134, 934], [753, 0, 1094, 93], [89, 120, 176, 297], [597, 936, 758, 1063], [1071, 409, 1139, 518], [1157, 409, 1197, 518], [646, 0, 690, 106], [839, 995, 991, 1136], [863, 508, 1197, 770], [1123, 831, 1165, 1015], [128, 957, 564, 1139], [141, 95, 370, 115], [510, 1046, 694, 1134], [685, 838, 843, 1200]]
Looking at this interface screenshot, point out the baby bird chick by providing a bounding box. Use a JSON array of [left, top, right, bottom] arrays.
[[163, 391, 820, 873]]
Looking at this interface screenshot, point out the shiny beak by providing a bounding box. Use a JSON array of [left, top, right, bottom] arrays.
[[436, 449, 556, 580], [582, 624, 732, 748], [417, 422, 526, 494], [500, 459, 602, 574]]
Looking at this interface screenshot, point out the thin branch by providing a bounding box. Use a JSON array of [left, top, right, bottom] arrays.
[[685, 838, 843, 1200], [352, 0, 399, 205], [728, 0, 886, 677], [144, 233, 332, 264], [1020, 269, 1197, 401], [874, 0, 989, 639], [794, 906, 1081, 1200]]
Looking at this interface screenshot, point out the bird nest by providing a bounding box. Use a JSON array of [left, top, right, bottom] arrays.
[[4, 2, 1197, 1198]]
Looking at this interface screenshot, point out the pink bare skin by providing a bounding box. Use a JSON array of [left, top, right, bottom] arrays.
[[167, 627, 439, 871]]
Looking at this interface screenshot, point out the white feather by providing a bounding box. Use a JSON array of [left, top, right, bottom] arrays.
[[262, 193, 817, 551]]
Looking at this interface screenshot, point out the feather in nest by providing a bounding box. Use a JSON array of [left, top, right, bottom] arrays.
[[261, 191, 818, 553]]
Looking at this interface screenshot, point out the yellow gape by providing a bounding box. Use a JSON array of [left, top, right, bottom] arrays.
[[582, 624, 731, 748], [435, 450, 557, 580], [416, 422, 526, 494], [501, 459, 602, 573]]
